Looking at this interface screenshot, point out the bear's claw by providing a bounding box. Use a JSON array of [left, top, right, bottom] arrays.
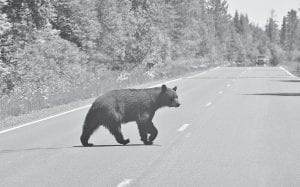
[[82, 143, 94, 147], [120, 139, 130, 145], [143, 141, 153, 145]]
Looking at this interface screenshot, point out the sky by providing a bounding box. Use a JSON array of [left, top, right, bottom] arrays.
[[226, 0, 300, 28]]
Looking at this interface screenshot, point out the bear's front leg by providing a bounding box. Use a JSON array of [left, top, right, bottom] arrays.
[[137, 113, 153, 145], [137, 124, 152, 145], [147, 121, 158, 143]]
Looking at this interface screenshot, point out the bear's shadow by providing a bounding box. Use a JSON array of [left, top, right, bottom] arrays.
[[73, 143, 161, 148], [0, 144, 161, 154]]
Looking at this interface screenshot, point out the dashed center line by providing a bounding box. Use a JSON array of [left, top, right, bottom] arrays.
[[117, 179, 132, 187], [178, 124, 191, 132], [226, 84, 231, 87], [205, 102, 212, 107], [218, 91, 223, 94]]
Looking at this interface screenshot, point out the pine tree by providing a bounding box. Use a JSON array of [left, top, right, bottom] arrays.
[[280, 16, 288, 49], [285, 9, 298, 51], [207, 0, 231, 60], [233, 10, 241, 33], [239, 14, 250, 35], [265, 10, 279, 44], [207, 0, 231, 42], [0, 0, 10, 35]]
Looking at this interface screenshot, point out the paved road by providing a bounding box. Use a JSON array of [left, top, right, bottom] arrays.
[[0, 67, 299, 187]]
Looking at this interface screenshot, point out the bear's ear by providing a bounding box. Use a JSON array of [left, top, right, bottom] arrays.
[[173, 86, 177, 91], [161, 84, 167, 92]]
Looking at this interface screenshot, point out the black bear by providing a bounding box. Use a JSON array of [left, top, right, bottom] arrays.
[[80, 84, 180, 146]]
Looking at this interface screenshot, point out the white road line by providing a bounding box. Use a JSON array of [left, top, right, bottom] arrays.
[[226, 84, 231, 87], [1, 67, 220, 134], [0, 105, 91, 134], [187, 75, 197, 79], [187, 66, 220, 79], [164, 78, 183, 85], [178, 124, 191, 132], [154, 67, 221, 86], [205, 102, 212, 107], [279, 66, 296, 78], [239, 71, 246, 77], [185, 132, 192, 138], [117, 179, 132, 187], [218, 91, 223, 94]]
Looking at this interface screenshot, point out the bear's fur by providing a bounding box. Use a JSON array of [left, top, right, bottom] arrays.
[[80, 84, 180, 146]]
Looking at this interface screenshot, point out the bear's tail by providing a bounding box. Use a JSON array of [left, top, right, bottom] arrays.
[[80, 106, 101, 146]]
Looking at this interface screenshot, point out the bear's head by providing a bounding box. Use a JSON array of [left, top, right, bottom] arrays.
[[158, 84, 180, 108]]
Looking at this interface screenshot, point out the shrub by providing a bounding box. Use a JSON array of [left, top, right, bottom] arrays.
[[269, 44, 284, 66]]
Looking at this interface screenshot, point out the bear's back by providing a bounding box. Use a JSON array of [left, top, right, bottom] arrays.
[[92, 88, 161, 121]]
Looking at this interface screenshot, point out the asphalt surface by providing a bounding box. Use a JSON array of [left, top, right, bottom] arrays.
[[0, 67, 299, 187]]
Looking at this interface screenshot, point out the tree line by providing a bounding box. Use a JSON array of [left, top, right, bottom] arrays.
[[265, 9, 300, 64], [0, 0, 299, 117]]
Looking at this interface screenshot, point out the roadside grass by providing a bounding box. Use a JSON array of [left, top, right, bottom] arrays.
[[282, 61, 300, 77], [0, 58, 217, 129]]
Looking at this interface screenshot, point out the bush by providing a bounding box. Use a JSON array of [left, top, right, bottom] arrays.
[[269, 44, 284, 66], [292, 51, 300, 63], [0, 29, 93, 117]]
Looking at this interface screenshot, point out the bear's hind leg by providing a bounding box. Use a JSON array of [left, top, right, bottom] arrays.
[[108, 124, 130, 145], [80, 115, 101, 146], [80, 124, 99, 147]]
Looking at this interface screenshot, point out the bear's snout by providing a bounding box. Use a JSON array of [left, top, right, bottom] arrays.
[[173, 98, 180, 107]]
